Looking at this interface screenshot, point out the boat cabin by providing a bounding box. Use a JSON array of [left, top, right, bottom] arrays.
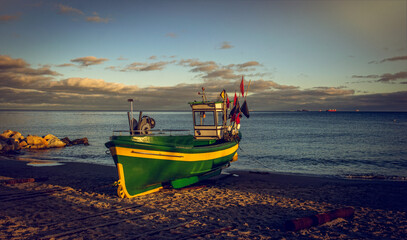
[[190, 101, 225, 140]]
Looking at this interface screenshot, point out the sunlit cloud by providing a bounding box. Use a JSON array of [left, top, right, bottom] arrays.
[[57, 4, 84, 15], [0, 55, 27, 69], [0, 55, 61, 89], [312, 86, 354, 96], [48, 77, 138, 94], [165, 32, 177, 38], [236, 61, 261, 69], [0, 13, 21, 22], [70, 56, 109, 67], [86, 14, 111, 23], [179, 59, 262, 79], [1, 54, 406, 111], [121, 61, 174, 72], [57, 4, 110, 23], [250, 79, 298, 91], [220, 41, 233, 49], [56, 63, 75, 67]]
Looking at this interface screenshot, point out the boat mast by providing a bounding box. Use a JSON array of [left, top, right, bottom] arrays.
[[128, 99, 134, 135], [223, 90, 227, 137]]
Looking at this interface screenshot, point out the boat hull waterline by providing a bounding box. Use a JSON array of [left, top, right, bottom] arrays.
[[106, 135, 239, 198]]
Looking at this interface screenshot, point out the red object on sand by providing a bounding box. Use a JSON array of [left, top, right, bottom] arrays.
[[285, 207, 355, 231], [1, 177, 48, 185]]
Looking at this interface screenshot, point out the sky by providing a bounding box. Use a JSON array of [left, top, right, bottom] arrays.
[[0, 0, 406, 111]]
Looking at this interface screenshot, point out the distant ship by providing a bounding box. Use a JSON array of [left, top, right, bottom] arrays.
[[326, 109, 337, 112]]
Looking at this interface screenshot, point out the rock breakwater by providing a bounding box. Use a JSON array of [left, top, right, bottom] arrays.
[[0, 130, 89, 154]]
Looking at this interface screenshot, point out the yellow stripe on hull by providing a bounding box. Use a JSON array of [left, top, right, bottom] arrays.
[[112, 144, 239, 162]]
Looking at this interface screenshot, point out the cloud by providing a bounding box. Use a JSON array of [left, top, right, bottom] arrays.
[[0, 13, 21, 22], [204, 69, 237, 79], [245, 87, 406, 111], [57, 4, 84, 15], [57, 4, 110, 23], [86, 15, 110, 23], [48, 77, 138, 94], [71, 56, 108, 67], [380, 55, 407, 63], [122, 61, 172, 72], [56, 63, 76, 67], [0, 55, 59, 76], [377, 72, 407, 83], [369, 55, 407, 64], [250, 79, 298, 91], [1, 54, 406, 111], [0, 55, 60, 89], [179, 59, 261, 79], [220, 41, 233, 49], [312, 86, 354, 96], [353, 72, 407, 83], [234, 61, 261, 72], [180, 59, 218, 73], [236, 61, 261, 69], [117, 56, 128, 61], [0, 55, 27, 69], [352, 74, 379, 79], [165, 33, 177, 38]]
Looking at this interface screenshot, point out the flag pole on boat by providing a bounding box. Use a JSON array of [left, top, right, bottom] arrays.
[[128, 98, 134, 135]]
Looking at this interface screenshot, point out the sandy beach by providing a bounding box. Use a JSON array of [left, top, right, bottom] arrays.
[[1, 156, 406, 239]]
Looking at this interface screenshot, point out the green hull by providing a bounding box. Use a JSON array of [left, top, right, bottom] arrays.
[[105, 135, 239, 198]]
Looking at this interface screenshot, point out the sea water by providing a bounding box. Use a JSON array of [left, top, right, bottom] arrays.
[[0, 110, 406, 179]]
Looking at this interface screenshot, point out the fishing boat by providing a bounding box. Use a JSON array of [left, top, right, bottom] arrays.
[[105, 88, 247, 198]]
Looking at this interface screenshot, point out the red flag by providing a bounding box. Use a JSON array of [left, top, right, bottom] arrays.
[[233, 92, 237, 106], [231, 113, 236, 122], [236, 114, 241, 124], [240, 76, 244, 96], [226, 97, 230, 108]]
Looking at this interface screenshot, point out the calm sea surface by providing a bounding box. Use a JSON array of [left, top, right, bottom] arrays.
[[1, 111, 406, 178]]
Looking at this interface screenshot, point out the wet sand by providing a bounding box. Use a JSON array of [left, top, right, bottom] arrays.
[[1, 156, 406, 239]]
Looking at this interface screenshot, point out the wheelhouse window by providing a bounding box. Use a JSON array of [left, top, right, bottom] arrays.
[[194, 111, 215, 126], [217, 111, 223, 126]]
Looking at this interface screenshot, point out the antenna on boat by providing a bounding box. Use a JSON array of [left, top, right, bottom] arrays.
[[199, 87, 207, 102], [128, 99, 134, 135]]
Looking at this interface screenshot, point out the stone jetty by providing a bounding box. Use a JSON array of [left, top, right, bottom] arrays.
[[0, 130, 88, 154]]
